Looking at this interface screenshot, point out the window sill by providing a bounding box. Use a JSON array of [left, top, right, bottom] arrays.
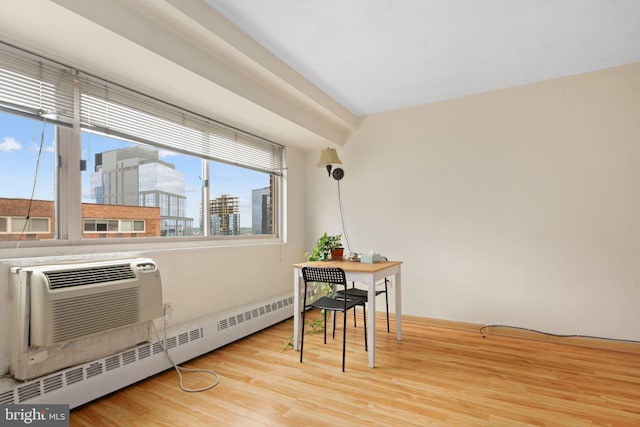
[[0, 235, 284, 263]]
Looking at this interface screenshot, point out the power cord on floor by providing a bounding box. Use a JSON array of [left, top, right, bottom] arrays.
[[480, 324, 640, 344], [151, 317, 220, 393]]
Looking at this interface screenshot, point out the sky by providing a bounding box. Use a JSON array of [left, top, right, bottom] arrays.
[[0, 111, 269, 228]]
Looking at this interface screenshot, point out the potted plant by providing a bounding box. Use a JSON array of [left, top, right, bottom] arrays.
[[305, 232, 343, 261]]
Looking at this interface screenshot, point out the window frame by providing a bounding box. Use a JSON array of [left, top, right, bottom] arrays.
[[0, 42, 285, 249]]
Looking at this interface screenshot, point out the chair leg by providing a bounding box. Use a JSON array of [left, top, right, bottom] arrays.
[[332, 311, 336, 340], [353, 304, 357, 327], [323, 310, 328, 344], [300, 305, 306, 363], [352, 282, 357, 327]]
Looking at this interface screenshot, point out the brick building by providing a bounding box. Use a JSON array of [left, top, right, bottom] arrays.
[[0, 198, 160, 241]]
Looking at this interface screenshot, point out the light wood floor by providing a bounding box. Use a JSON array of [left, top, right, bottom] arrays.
[[71, 312, 640, 426]]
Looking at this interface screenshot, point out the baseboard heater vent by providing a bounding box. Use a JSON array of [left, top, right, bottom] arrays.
[[0, 292, 293, 409], [218, 296, 293, 331]]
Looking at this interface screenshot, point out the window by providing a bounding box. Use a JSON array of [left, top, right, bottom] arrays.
[[209, 160, 273, 235], [83, 219, 146, 233], [0, 41, 284, 244], [11, 217, 50, 233], [81, 133, 200, 238], [0, 216, 50, 234]]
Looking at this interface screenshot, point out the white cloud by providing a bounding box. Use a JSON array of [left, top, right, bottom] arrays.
[[0, 136, 22, 152], [159, 150, 177, 158], [28, 140, 56, 153]]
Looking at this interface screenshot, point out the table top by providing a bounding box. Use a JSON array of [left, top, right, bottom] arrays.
[[292, 259, 402, 273]]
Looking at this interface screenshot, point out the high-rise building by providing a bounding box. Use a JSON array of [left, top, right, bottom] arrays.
[[90, 146, 193, 236], [209, 194, 239, 235], [252, 186, 271, 234]]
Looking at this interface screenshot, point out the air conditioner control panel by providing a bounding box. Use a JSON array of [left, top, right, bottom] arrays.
[[135, 262, 157, 273]]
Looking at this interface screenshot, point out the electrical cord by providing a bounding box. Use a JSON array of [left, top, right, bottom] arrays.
[[151, 317, 220, 393], [15, 117, 47, 252], [337, 179, 352, 254], [480, 324, 640, 344]]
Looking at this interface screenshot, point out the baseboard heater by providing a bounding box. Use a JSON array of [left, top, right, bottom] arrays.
[[0, 291, 294, 409]]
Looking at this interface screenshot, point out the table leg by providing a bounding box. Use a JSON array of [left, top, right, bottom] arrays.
[[395, 269, 402, 341], [293, 268, 301, 351], [367, 276, 376, 368]]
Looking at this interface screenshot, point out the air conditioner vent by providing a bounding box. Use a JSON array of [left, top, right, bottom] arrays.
[[45, 264, 136, 290], [50, 288, 140, 343]]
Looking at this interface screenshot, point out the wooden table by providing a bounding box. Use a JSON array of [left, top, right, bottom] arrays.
[[292, 260, 402, 368]]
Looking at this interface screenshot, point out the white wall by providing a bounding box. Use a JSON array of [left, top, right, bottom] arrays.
[[306, 63, 640, 341], [0, 147, 306, 375]]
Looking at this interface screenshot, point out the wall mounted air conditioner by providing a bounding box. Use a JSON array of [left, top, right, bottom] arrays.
[[10, 258, 163, 380]]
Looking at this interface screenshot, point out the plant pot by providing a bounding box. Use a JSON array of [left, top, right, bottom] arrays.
[[330, 248, 344, 260]]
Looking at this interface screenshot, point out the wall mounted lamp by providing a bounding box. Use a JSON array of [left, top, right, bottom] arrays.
[[316, 148, 344, 180]]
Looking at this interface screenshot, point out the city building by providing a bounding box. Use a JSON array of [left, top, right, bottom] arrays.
[[91, 147, 193, 237], [0, 197, 160, 240], [251, 186, 272, 234], [209, 194, 239, 235]]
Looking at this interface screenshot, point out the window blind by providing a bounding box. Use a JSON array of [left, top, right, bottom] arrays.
[[78, 74, 284, 175], [0, 42, 75, 126], [0, 41, 284, 175]]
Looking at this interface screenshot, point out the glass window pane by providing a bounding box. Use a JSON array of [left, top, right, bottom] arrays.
[[209, 161, 273, 236], [133, 220, 145, 231], [11, 218, 27, 233], [82, 132, 200, 239], [84, 219, 95, 232], [30, 218, 49, 232], [121, 220, 132, 231], [0, 111, 56, 240], [108, 219, 119, 232], [0, 217, 6, 232]]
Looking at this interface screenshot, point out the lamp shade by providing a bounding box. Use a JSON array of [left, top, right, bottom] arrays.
[[316, 148, 342, 167]]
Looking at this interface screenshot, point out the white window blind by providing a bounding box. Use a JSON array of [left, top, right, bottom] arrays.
[[0, 41, 284, 175], [79, 74, 284, 175], [0, 42, 75, 126]]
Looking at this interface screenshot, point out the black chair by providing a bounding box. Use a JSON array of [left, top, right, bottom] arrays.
[[337, 280, 390, 333], [336, 258, 391, 333], [300, 266, 367, 372]]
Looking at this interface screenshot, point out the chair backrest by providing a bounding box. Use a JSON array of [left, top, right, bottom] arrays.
[[302, 266, 347, 287]]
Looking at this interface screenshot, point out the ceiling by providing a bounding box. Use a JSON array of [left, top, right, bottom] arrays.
[[1, 1, 639, 150], [205, 0, 640, 116]]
